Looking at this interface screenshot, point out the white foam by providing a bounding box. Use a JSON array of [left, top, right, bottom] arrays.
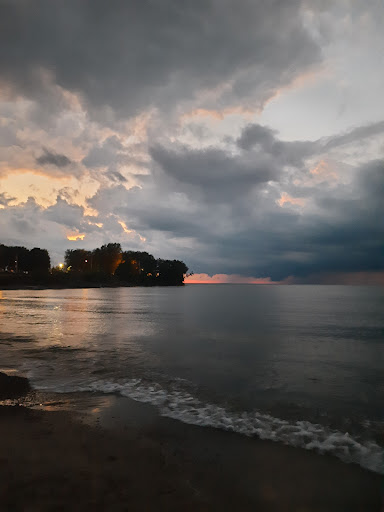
[[43, 377, 383, 475]]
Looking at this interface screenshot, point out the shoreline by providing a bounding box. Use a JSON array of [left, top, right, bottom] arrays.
[[0, 386, 382, 511], [1, 283, 383, 290], [0, 282, 186, 291]]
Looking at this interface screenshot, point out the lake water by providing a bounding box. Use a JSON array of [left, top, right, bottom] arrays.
[[0, 284, 383, 473]]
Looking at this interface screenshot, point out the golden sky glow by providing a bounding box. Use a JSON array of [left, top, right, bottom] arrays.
[[0, 172, 70, 207], [66, 231, 86, 241], [118, 220, 134, 235], [118, 220, 146, 242], [0, 171, 100, 210]]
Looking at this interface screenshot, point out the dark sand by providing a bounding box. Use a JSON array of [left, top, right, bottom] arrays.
[[0, 391, 382, 511]]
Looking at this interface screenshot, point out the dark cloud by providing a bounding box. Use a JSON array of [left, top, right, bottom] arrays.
[[205, 160, 384, 280], [0, 0, 320, 120], [321, 120, 384, 151], [236, 120, 384, 167], [236, 123, 315, 166], [41, 197, 111, 237], [2, 150, 382, 280], [150, 144, 281, 202], [237, 124, 278, 151], [43, 197, 85, 229], [0, 197, 41, 239], [104, 146, 383, 280], [36, 149, 72, 168], [80, 117, 384, 280]]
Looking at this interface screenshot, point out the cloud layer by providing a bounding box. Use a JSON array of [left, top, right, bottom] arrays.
[[0, 1, 383, 283], [0, 0, 320, 119]]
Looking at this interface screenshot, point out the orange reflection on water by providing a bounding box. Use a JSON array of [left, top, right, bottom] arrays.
[[54, 288, 92, 348]]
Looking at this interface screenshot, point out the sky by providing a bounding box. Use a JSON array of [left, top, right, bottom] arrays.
[[0, 0, 383, 284]]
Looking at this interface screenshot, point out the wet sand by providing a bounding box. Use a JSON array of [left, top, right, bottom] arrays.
[[0, 392, 382, 511]]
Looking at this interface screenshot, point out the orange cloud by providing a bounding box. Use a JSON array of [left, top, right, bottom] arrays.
[[66, 230, 85, 241], [0, 163, 75, 181], [83, 205, 99, 217], [293, 159, 341, 188], [181, 106, 253, 122], [118, 219, 147, 242], [310, 160, 338, 182], [277, 192, 307, 208], [118, 220, 134, 235], [185, 273, 276, 284], [0, 171, 100, 211]]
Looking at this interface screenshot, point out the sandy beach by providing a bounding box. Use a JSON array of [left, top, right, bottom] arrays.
[[0, 382, 382, 511]]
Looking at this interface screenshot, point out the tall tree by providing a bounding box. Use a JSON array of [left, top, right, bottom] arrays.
[[30, 248, 50, 272], [93, 243, 122, 274]]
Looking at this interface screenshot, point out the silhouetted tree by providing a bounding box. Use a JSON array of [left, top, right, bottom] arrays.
[[1, 246, 26, 272], [1, 242, 188, 287], [17, 247, 32, 272], [157, 259, 188, 285], [30, 248, 50, 272], [65, 249, 91, 272], [92, 243, 122, 274], [0, 244, 49, 273], [116, 251, 157, 283]]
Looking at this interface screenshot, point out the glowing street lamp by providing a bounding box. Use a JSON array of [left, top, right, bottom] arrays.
[[58, 263, 64, 269]]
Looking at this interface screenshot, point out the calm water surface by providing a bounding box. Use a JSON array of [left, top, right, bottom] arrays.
[[1, 285, 383, 472]]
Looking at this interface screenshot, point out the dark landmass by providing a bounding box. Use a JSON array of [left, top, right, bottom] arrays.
[[0, 271, 184, 290], [0, 373, 382, 511], [0, 242, 189, 289]]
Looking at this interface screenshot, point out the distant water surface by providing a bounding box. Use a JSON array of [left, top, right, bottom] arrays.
[[0, 285, 383, 473]]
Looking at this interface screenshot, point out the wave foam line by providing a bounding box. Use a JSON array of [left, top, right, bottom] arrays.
[[37, 378, 384, 475]]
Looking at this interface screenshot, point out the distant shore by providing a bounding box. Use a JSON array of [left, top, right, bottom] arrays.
[[0, 275, 185, 290], [0, 282, 157, 290], [0, 373, 382, 511]]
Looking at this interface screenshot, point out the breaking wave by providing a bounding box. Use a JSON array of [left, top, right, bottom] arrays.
[[41, 377, 383, 475]]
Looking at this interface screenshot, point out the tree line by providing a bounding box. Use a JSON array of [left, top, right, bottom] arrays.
[[64, 243, 188, 286], [0, 244, 50, 273], [0, 243, 189, 287]]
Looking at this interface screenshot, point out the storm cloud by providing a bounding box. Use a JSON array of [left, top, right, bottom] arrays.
[[0, 0, 383, 283], [0, 0, 321, 119]]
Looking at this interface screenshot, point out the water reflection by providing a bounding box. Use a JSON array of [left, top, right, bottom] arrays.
[[0, 285, 383, 426]]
